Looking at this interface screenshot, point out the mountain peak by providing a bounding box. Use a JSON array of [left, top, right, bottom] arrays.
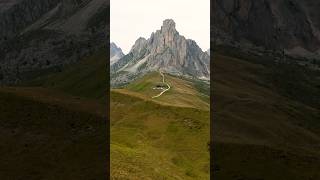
[[130, 37, 147, 54], [111, 19, 210, 86], [162, 19, 176, 28], [110, 42, 116, 47], [110, 42, 124, 65], [136, 37, 147, 42], [161, 19, 177, 33]]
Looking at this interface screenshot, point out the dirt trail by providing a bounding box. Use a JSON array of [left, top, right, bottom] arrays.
[[152, 71, 170, 98]]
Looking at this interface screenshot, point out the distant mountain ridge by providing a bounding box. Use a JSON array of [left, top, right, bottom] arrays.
[[213, 0, 320, 62], [110, 42, 124, 65], [111, 19, 210, 87], [0, 0, 108, 85]]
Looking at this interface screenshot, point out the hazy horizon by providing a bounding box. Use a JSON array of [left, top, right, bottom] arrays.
[[111, 0, 210, 54]]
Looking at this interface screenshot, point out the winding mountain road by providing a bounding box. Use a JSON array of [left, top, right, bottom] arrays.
[[152, 71, 170, 98]]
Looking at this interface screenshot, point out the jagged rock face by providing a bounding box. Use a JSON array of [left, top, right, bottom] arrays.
[[0, 0, 108, 85], [110, 42, 124, 65], [111, 19, 210, 87], [48, 0, 107, 34], [0, 0, 61, 42], [213, 0, 320, 52]]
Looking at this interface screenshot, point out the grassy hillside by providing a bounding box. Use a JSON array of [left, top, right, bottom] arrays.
[[0, 51, 107, 179], [26, 50, 107, 101], [212, 52, 320, 180], [114, 71, 209, 110], [110, 72, 210, 179]]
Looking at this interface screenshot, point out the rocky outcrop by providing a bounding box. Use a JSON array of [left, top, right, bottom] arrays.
[[110, 42, 124, 65], [47, 0, 107, 34], [0, 0, 61, 43], [0, 0, 108, 85], [213, 0, 320, 54], [111, 19, 210, 87]]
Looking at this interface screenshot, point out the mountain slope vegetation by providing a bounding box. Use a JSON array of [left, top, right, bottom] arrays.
[[0, 51, 107, 179], [110, 72, 210, 179], [212, 49, 320, 180]]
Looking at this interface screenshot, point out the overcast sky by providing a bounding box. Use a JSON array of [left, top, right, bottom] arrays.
[[111, 0, 210, 54]]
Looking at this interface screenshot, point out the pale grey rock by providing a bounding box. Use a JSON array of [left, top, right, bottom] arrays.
[[111, 19, 210, 87], [110, 42, 124, 65], [130, 37, 148, 57]]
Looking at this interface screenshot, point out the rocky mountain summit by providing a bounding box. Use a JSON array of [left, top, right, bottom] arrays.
[[110, 42, 124, 65], [212, 0, 320, 63], [111, 19, 210, 87], [0, 0, 108, 84]]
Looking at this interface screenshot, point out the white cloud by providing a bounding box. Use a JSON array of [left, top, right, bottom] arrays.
[[111, 0, 210, 54]]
